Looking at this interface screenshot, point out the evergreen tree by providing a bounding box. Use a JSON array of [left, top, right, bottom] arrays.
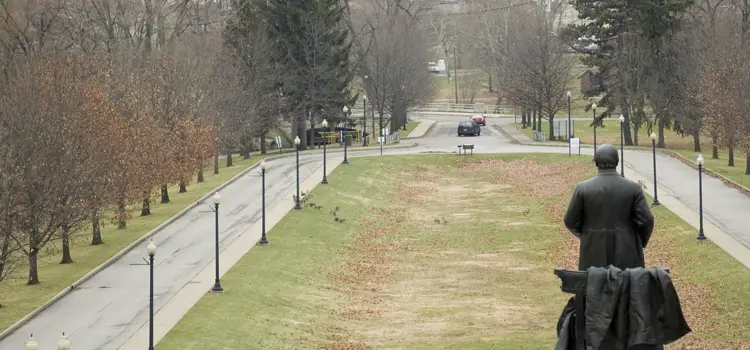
[[566, 0, 693, 145], [253, 0, 355, 148]]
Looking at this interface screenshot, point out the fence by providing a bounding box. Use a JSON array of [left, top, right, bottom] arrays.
[[348, 103, 518, 115]]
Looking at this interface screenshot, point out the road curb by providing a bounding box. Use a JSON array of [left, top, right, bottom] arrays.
[[660, 150, 750, 197], [491, 124, 521, 145], [491, 123, 750, 198], [0, 142, 418, 339]]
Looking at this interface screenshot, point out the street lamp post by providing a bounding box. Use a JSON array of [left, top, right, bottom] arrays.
[[211, 192, 223, 292], [321, 119, 329, 184], [342, 105, 349, 164], [567, 90, 572, 157], [619, 115, 625, 177], [362, 95, 368, 146], [592, 102, 597, 155], [147, 239, 157, 350], [294, 136, 302, 210], [697, 154, 706, 241], [57, 333, 71, 350], [25, 334, 39, 350], [259, 160, 269, 245], [650, 132, 660, 206]]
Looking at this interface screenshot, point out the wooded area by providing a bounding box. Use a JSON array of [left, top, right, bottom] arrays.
[[0, 0, 437, 298]]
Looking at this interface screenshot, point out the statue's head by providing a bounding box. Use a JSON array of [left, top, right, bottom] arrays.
[[594, 144, 619, 169]]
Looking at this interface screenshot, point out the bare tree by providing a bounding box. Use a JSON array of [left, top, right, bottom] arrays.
[[495, 2, 572, 140], [352, 0, 436, 133]]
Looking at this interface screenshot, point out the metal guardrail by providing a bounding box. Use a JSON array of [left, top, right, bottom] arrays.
[[349, 103, 519, 115]]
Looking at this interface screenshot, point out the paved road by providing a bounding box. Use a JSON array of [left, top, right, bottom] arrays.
[[3, 114, 749, 349]]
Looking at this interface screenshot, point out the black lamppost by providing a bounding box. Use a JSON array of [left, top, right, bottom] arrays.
[[619, 115, 625, 177], [592, 102, 597, 156], [567, 90, 572, 157], [321, 119, 329, 184], [294, 136, 302, 210], [258, 159, 269, 245], [211, 192, 223, 292], [362, 95, 368, 146], [650, 132, 660, 206], [147, 239, 156, 350], [342, 105, 349, 164], [697, 154, 706, 241]]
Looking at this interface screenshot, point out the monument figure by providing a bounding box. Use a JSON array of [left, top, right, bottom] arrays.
[[555, 144, 690, 350], [563, 144, 655, 270]]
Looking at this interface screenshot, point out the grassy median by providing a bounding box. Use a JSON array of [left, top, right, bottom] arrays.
[[158, 154, 750, 349]]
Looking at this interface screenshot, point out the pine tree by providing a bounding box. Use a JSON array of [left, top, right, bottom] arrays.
[[566, 0, 693, 145], [252, 0, 355, 149]]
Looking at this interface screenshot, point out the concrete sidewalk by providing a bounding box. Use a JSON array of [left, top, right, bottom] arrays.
[[406, 120, 436, 138], [495, 122, 750, 270]]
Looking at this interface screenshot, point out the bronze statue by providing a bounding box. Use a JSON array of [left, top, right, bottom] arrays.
[[563, 144, 655, 270]]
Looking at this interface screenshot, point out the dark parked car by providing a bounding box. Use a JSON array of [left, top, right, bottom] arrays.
[[457, 121, 481, 136]]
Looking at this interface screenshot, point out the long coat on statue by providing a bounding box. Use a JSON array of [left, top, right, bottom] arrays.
[[563, 145, 655, 271]]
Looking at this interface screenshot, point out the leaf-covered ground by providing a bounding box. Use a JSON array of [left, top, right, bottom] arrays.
[[159, 154, 750, 350]]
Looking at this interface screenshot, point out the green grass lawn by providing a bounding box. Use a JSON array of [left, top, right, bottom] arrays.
[[0, 155, 263, 331], [512, 120, 750, 187], [158, 154, 750, 349]]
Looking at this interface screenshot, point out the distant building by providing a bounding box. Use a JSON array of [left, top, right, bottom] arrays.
[[579, 67, 600, 96]]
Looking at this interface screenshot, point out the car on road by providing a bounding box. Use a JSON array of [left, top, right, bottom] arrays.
[[471, 114, 486, 126], [457, 120, 481, 136]]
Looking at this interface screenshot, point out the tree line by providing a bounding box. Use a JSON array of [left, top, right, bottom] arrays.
[[0, 0, 435, 303], [442, 0, 750, 175]]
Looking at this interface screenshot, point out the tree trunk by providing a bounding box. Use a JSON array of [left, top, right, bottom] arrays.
[[91, 211, 103, 245], [728, 146, 735, 167], [0, 229, 11, 278], [160, 185, 170, 203], [488, 74, 493, 92], [532, 109, 537, 131], [260, 132, 267, 154], [60, 222, 73, 264], [297, 114, 308, 150], [633, 125, 640, 146], [536, 108, 542, 133], [521, 109, 527, 128], [226, 150, 233, 167], [27, 244, 39, 285], [141, 191, 151, 216], [657, 118, 666, 148], [548, 113, 555, 141], [197, 166, 205, 183], [118, 196, 127, 229], [693, 134, 701, 152], [213, 147, 219, 175], [619, 100, 634, 146], [746, 154, 750, 175], [179, 182, 187, 193], [712, 138, 719, 159]]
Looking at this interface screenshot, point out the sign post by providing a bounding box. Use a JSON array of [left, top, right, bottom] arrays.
[[275, 136, 283, 154], [571, 137, 581, 156]]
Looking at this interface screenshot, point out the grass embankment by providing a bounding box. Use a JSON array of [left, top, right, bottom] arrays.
[[159, 154, 750, 349], [0, 155, 262, 331], [513, 120, 750, 187]]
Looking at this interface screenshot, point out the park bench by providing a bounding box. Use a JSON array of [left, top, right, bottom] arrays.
[[456, 144, 474, 155]]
